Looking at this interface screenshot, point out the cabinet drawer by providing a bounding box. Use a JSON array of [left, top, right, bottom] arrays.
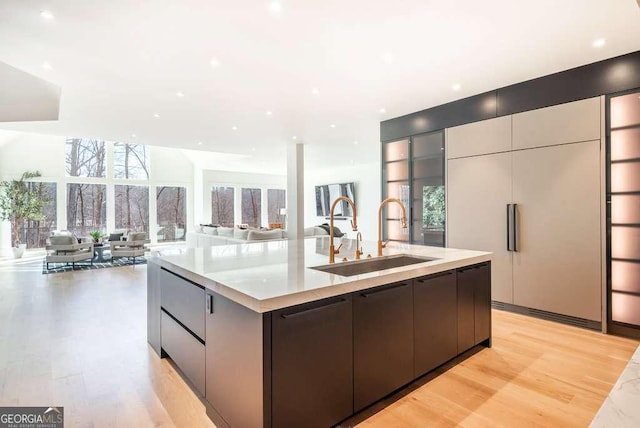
[[160, 268, 205, 340], [161, 310, 205, 396]]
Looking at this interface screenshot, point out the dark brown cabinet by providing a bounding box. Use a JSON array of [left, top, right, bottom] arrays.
[[457, 262, 492, 353], [271, 295, 353, 428], [414, 270, 458, 377], [353, 280, 414, 412]]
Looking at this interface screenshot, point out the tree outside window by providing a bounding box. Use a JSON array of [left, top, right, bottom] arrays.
[[115, 185, 149, 233], [66, 183, 107, 236], [65, 138, 106, 177], [241, 188, 261, 227], [22, 182, 56, 249], [267, 189, 286, 224], [113, 143, 150, 180], [211, 186, 234, 227], [157, 186, 186, 242]]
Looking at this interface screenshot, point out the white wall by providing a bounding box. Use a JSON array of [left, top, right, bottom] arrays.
[[304, 162, 380, 240], [0, 131, 194, 254]]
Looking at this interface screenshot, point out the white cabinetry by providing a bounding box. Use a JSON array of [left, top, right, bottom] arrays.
[[447, 97, 602, 321]]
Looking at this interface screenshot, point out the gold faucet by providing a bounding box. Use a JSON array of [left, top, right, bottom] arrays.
[[377, 198, 408, 257], [329, 197, 358, 263], [355, 232, 363, 260]]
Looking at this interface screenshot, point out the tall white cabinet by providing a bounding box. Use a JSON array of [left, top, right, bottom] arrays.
[[447, 97, 603, 322]]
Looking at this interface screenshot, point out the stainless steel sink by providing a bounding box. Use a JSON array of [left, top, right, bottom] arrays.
[[311, 254, 438, 277]]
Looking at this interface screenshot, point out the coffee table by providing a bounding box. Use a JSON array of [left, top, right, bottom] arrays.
[[93, 244, 111, 262]]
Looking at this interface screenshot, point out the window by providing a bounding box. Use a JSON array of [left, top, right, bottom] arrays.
[[66, 183, 107, 236], [113, 143, 150, 179], [211, 186, 235, 227], [114, 185, 149, 233], [157, 186, 186, 242], [65, 138, 107, 177], [267, 189, 286, 224], [241, 188, 262, 227], [20, 182, 56, 249]]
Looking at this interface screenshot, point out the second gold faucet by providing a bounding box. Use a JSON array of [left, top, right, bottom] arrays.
[[329, 196, 358, 263], [377, 198, 408, 257]]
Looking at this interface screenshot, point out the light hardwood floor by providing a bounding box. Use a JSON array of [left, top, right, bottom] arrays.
[[0, 260, 637, 427]]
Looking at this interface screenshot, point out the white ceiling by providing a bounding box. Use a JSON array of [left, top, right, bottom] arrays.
[[0, 0, 639, 174]]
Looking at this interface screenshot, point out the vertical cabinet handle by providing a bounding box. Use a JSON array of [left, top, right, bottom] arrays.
[[506, 204, 512, 251], [512, 203, 518, 252], [206, 294, 214, 314]]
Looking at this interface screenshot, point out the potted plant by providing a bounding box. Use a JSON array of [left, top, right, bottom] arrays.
[[89, 230, 104, 244], [0, 171, 49, 258]]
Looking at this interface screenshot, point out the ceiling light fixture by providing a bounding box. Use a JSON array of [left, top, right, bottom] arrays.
[[210, 58, 220, 67], [42, 62, 53, 70], [198, 141, 203, 145], [266, 110, 273, 116], [153, 113, 160, 118], [269, 1, 282, 12], [232, 126, 238, 131], [131, 134, 137, 138], [330, 124, 336, 128], [379, 108, 386, 113], [382, 52, 394, 63], [292, 136, 297, 140], [312, 88, 320, 95], [452, 83, 462, 91], [593, 38, 606, 48], [176, 91, 185, 97], [353, 141, 359, 145], [40, 10, 54, 20]]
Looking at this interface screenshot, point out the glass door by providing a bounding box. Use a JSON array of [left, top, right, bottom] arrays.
[[608, 89, 640, 336], [382, 139, 410, 243]]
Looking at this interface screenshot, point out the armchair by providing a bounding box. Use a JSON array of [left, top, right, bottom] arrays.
[[45, 235, 94, 270], [110, 232, 149, 264]]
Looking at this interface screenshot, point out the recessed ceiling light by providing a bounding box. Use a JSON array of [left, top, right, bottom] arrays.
[[232, 126, 238, 131], [176, 91, 185, 97], [251, 147, 256, 152], [312, 88, 320, 95], [153, 113, 160, 118], [452, 83, 462, 91], [382, 52, 394, 63], [593, 38, 606, 48], [269, 2, 282, 12], [292, 136, 297, 140], [40, 10, 54, 20], [210, 58, 220, 67], [266, 110, 273, 116], [131, 134, 137, 138], [330, 124, 336, 128], [353, 141, 359, 145], [42, 62, 53, 70], [197, 141, 203, 145], [379, 108, 386, 114]]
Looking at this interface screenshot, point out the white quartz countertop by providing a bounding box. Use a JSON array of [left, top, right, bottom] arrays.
[[151, 237, 491, 313]]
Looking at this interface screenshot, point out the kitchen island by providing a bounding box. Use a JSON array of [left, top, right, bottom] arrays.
[[148, 237, 492, 428]]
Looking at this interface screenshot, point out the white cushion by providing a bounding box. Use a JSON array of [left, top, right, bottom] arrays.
[[304, 227, 315, 237], [233, 229, 249, 240], [247, 229, 283, 241], [314, 226, 329, 236], [217, 227, 234, 237], [203, 226, 218, 235]]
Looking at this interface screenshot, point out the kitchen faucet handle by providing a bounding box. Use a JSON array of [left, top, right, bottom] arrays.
[[382, 240, 388, 249], [334, 243, 343, 254]]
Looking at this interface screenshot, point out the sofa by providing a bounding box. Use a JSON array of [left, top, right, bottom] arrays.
[[186, 225, 332, 249]]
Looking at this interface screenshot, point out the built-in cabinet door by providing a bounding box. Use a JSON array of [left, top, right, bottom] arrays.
[[447, 152, 513, 303], [353, 280, 414, 412], [512, 140, 602, 321], [414, 271, 457, 376], [473, 263, 491, 344], [512, 97, 601, 150], [147, 261, 161, 356], [447, 115, 512, 159], [271, 295, 353, 428]]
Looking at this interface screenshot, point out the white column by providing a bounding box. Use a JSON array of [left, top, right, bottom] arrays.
[[286, 142, 304, 239], [149, 185, 157, 244], [0, 220, 11, 256]]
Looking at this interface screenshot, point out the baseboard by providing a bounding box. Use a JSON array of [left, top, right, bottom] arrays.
[[491, 301, 602, 331]]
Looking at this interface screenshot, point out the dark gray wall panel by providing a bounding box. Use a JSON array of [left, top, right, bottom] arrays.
[[381, 91, 497, 142]]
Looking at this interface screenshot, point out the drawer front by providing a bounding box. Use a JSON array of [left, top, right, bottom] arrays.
[[160, 268, 205, 340], [161, 311, 205, 396]]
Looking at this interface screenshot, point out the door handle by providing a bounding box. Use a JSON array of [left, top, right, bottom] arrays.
[[361, 282, 409, 298], [206, 294, 214, 314], [506, 204, 512, 251], [281, 298, 348, 319], [512, 203, 518, 252]]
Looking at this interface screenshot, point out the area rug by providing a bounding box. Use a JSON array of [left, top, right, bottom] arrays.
[[42, 257, 147, 274]]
